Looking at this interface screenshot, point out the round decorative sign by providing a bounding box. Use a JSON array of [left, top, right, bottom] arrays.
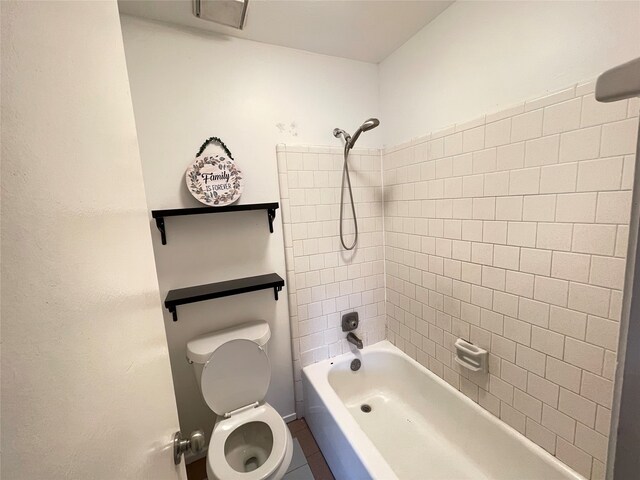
[[186, 137, 243, 206]]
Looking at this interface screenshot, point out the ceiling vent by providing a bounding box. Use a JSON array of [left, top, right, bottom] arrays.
[[193, 0, 249, 30]]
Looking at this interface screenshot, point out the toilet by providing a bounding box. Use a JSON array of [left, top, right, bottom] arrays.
[[187, 320, 293, 480]]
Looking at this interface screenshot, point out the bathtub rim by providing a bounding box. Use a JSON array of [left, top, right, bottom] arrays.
[[302, 340, 586, 480]]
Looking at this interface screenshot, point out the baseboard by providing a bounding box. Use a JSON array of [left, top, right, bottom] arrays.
[[283, 412, 298, 423]]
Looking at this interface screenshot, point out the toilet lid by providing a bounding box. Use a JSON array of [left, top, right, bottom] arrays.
[[201, 339, 271, 416]]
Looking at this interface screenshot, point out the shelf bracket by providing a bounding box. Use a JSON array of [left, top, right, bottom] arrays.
[[168, 305, 178, 322], [155, 217, 167, 245], [273, 285, 282, 301], [267, 208, 276, 233]]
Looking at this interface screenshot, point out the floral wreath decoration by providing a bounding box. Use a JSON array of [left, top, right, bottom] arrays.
[[186, 136, 243, 206]]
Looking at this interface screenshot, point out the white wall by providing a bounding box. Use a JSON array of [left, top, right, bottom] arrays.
[[383, 80, 638, 479], [1, 2, 184, 478], [379, 1, 640, 146], [119, 15, 379, 443]]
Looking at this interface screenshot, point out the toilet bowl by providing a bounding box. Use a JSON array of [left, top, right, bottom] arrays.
[[187, 321, 293, 480]]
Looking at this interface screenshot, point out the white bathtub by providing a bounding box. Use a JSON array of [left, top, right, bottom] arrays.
[[303, 341, 584, 480]]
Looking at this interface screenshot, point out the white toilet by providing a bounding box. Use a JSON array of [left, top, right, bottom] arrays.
[[187, 320, 293, 480]]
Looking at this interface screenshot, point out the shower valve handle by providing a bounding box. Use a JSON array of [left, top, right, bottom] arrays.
[[342, 312, 359, 332]]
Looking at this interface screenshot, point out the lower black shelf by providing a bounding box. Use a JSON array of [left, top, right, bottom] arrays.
[[164, 273, 285, 321]]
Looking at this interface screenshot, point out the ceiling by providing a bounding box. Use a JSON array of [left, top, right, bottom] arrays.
[[117, 0, 453, 64]]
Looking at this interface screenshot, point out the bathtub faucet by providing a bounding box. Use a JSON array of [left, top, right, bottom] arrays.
[[347, 332, 363, 349]]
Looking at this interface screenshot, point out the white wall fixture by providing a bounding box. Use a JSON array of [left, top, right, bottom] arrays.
[[1, 1, 184, 478], [455, 339, 488, 373]]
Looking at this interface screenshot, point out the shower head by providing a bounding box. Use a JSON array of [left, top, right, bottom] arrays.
[[348, 118, 380, 149], [361, 118, 381, 131]]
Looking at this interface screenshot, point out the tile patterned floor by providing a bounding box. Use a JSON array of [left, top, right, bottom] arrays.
[[285, 419, 334, 480], [185, 418, 334, 480]]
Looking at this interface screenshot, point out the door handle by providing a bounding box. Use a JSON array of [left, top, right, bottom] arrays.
[[173, 430, 205, 465]]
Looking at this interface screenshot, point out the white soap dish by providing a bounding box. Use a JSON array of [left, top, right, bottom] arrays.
[[454, 338, 488, 373]]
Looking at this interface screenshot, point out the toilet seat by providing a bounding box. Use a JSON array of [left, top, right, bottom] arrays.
[[208, 403, 291, 480], [201, 339, 271, 416]]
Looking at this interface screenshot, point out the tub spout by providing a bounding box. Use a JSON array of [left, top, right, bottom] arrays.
[[347, 332, 363, 349]]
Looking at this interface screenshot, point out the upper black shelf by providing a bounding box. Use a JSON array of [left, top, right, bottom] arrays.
[[164, 273, 285, 321], [151, 202, 279, 245]]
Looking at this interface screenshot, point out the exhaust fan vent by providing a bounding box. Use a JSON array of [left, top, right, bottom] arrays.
[[193, 0, 249, 30]]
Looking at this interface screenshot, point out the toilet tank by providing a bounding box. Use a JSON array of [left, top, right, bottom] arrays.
[[186, 320, 271, 391]]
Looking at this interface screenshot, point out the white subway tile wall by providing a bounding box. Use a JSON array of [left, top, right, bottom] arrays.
[[383, 80, 637, 480], [276, 145, 386, 415], [276, 80, 638, 479]]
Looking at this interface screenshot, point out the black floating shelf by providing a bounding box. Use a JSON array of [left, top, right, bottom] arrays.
[[151, 202, 279, 245], [164, 273, 285, 321]]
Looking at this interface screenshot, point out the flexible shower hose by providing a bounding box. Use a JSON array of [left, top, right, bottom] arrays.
[[339, 142, 358, 250]]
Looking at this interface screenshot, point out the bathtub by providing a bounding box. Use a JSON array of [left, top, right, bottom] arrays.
[[303, 341, 584, 480]]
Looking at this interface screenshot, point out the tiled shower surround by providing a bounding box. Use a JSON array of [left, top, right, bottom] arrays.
[[276, 145, 387, 415], [278, 80, 639, 480]]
